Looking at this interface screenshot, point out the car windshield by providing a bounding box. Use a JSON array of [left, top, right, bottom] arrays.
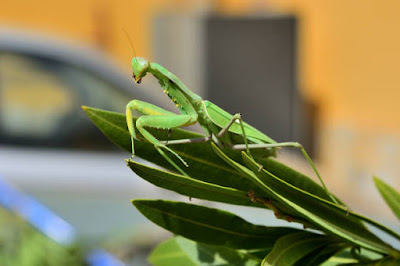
[[0, 52, 131, 150]]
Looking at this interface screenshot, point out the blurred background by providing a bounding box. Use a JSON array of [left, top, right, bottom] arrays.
[[1, 0, 400, 264]]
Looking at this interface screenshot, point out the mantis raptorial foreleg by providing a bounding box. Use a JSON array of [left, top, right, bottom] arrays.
[[126, 100, 176, 157], [126, 99, 197, 176]]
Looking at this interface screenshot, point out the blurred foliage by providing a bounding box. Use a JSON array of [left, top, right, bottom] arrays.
[[0, 207, 86, 266]]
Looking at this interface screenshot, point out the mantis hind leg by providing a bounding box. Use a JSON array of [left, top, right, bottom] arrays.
[[232, 141, 338, 204], [210, 113, 337, 203], [212, 113, 336, 203]]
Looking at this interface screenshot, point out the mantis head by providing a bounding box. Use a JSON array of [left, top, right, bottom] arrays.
[[131, 57, 149, 84]]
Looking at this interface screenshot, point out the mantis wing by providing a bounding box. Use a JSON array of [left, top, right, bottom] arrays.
[[204, 100, 276, 144]]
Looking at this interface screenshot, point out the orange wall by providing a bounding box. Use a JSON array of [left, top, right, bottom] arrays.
[[265, 0, 400, 215], [0, 0, 190, 64], [298, 0, 400, 135], [2, 0, 399, 133], [2, 0, 400, 215], [214, 0, 400, 133]]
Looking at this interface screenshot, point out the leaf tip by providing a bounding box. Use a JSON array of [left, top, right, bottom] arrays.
[[373, 176, 384, 188], [81, 106, 91, 113], [81, 105, 93, 115]]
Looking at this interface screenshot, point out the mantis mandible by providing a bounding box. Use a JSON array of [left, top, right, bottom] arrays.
[[126, 57, 332, 199]]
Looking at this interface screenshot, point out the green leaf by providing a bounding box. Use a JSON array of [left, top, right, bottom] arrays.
[[127, 159, 304, 219], [132, 199, 300, 250], [149, 236, 261, 266], [374, 176, 400, 221], [320, 256, 358, 266], [263, 232, 342, 266], [126, 159, 266, 208], [243, 152, 396, 255], [340, 257, 400, 266], [295, 242, 349, 266], [321, 247, 383, 266], [211, 143, 395, 254], [149, 237, 197, 266], [82, 107, 340, 202], [82, 106, 266, 194]]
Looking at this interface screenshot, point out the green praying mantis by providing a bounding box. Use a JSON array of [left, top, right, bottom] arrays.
[[126, 56, 334, 201]]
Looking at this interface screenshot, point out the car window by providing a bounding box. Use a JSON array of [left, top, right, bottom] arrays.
[[0, 52, 130, 150]]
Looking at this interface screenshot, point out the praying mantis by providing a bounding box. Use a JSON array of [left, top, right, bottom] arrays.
[[126, 56, 332, 199]]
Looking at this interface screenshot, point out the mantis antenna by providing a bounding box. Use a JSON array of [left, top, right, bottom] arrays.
[[121, 28, 138, 64]]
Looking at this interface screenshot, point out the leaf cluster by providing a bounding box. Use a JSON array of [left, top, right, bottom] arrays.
[[83, 106, 400, 265]]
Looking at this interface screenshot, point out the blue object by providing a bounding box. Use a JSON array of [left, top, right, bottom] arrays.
[[87, 249, 126, 266], [0, 175, 125, 265], [0, 177, 76, 245]]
